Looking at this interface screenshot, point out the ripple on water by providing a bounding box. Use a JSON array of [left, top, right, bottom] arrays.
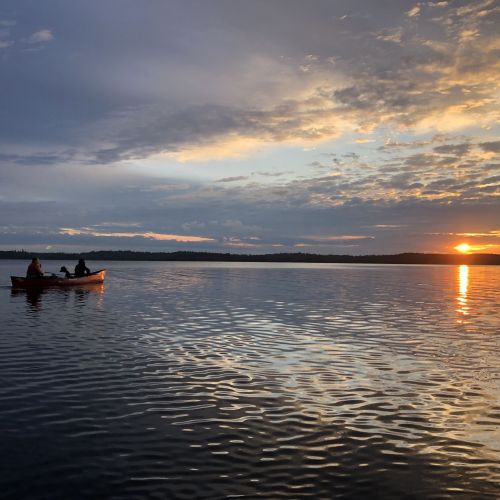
[[0, 262, 499, 499]]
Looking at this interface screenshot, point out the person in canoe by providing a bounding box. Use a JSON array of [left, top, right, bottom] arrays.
[[74, 259, 91, 277], [26, 257, 44, 278]]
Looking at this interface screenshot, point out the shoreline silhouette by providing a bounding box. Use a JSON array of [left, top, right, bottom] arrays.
[[1, 250, 499, 265]]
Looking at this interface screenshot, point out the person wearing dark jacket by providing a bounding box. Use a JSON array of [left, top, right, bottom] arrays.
[[26, 257, 44, 278], [74, 259, 91, 277]]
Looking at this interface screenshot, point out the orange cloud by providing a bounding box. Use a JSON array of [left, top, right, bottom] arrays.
[[59, 227, 214, 243], [353, 138, 376, 144], [456, 231, 500, 238], [454, 243, 500, 253]]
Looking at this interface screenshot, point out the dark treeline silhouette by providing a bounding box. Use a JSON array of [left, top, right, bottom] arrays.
[[1, 250, 499, 265]]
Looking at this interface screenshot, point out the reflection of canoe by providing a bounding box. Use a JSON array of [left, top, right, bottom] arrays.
[[11, 270, 106, 288]]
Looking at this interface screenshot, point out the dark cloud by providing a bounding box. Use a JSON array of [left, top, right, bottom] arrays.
[[0, 151, 76, 166], [2, 0, 496, 159], [433, 143, 471, 156], [216, 176, 249, 183], [256, 171, 290, 177], [479, 141, 500, 153], [0, 0, 498, 253], [2, 190, 497, 254]]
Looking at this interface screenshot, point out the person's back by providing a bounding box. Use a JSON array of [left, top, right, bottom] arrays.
[[26, 258, 43, 278], [74, 259, 90, 277]]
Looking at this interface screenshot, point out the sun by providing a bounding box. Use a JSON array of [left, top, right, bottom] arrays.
[[454, 243, 471, 254]]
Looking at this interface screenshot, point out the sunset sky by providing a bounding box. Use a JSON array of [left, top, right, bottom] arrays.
[[0, 0, 498, 254]]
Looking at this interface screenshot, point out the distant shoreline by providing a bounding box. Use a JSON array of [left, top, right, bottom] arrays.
[[1, 250, 499, 265]]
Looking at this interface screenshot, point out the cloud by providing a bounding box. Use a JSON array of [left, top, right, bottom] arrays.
[[375, 28, 403, 43], [89, 98, 346, 164], [1, 175, 498, 253], [223, 237, 261, 249], [1, 1, 498, 164], [353, 138, 376, 144], [59, 227, 214, 243], [257, 171, 290, 177], [372, 224, 406, 229], [302, 235, 374, 242], [406, 5, 421, 17], [91, 221, 143, 228], [479, 141, 500, 153], [294, 243, 360, 249], [433, 143, 471, 156], [0, 1, 498, 254], [221, 219, 263, 232], [163, 136, 263, 163], [0, 19, 15, 49], [428, 2, 449, 7], [456, 230, 500, 238], [216, 176, 249, 183], [28, 29, 53, 43], [455, 0, 496, 18]]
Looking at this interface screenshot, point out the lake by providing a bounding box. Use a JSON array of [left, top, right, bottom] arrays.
[[1, 260, 499, 499]]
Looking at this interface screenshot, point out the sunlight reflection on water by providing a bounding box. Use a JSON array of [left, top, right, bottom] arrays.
[[0, 261, 499, 499], [457, 264, 469, 320]]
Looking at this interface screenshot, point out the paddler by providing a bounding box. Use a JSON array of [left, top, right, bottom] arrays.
[[26, 257, 44, 278], [74, 258, 91, 277]]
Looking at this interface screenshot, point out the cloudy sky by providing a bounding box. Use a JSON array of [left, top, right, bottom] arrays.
[[0, 0, 498, 254]]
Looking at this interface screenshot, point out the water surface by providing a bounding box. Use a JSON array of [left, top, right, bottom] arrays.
[[1, 261, 499, 498]]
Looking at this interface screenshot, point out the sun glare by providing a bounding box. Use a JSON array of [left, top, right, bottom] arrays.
[[455, 243, 471, 254]]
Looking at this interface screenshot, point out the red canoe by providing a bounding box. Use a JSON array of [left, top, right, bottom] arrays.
[[11, 269, 107, 288]]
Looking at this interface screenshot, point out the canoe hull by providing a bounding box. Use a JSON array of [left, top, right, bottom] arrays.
[[11, 270, 106, 288]]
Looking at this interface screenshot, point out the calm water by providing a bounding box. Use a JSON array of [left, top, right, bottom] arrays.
[[0, 261, 499, 499]]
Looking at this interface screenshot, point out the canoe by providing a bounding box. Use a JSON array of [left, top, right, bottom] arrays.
[[11, 269, 107, 288]]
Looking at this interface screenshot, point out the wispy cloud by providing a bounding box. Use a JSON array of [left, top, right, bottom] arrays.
[[59, 227, 214, 243], [216, 176, 249, 183], [406, 5, 421, 17], [304, 235, 374, 242], [28, 29, 53, 43]]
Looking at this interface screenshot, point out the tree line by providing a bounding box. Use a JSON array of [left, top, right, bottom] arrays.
[[1, 250, 499, 265]]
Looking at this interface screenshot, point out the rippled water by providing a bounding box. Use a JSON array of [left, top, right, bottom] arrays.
[[1, 261, 499, 499]]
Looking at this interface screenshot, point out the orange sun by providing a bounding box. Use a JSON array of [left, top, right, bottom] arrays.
[[455, 243, 471, 254]]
